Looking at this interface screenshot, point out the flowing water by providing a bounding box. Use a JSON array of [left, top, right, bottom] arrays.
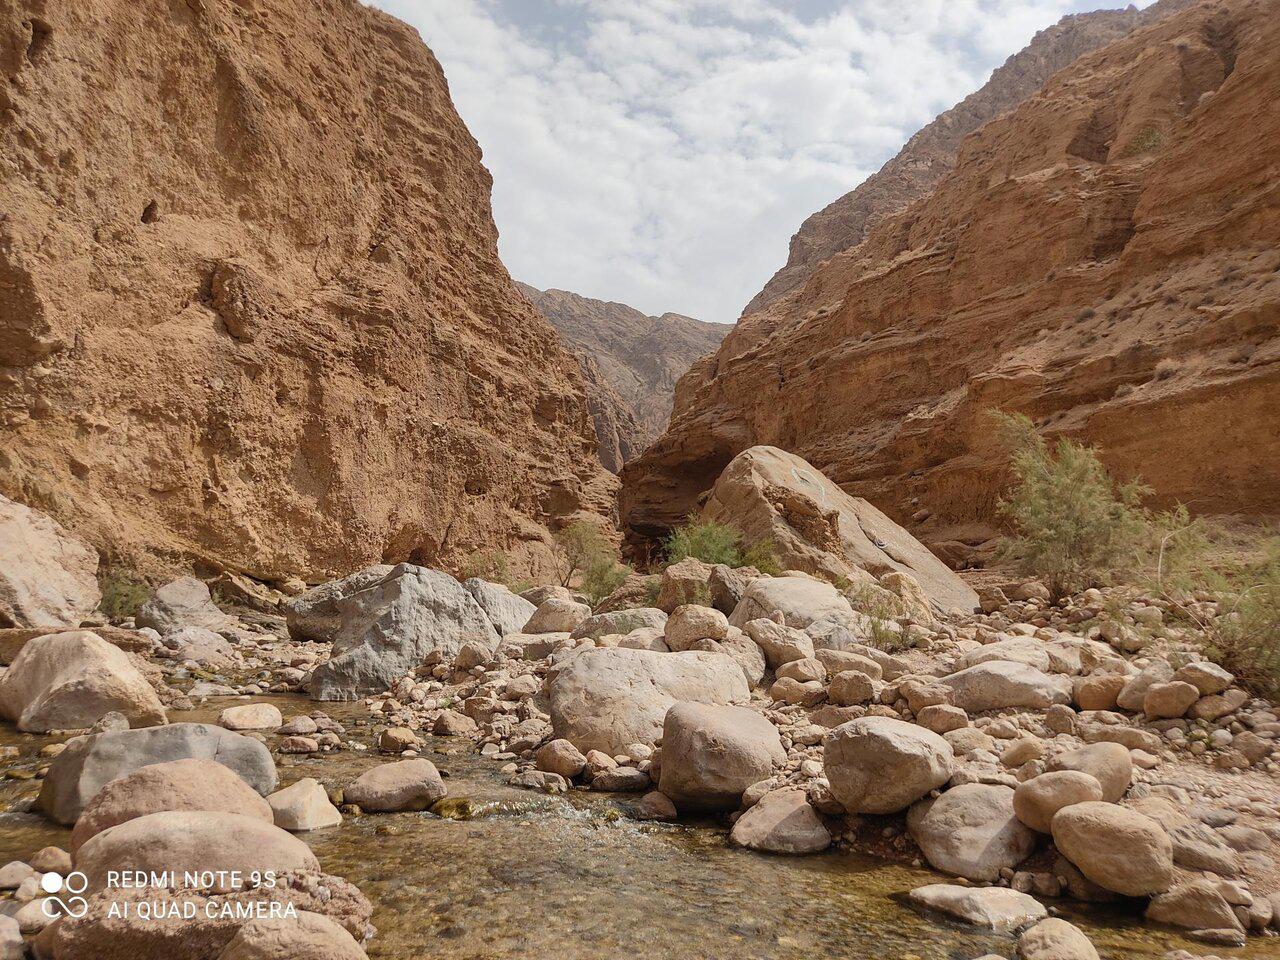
[[3, 696, 1277, 960]]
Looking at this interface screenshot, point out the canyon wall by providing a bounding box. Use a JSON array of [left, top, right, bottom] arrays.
[[0, 0, 615, 583], [622, 0, 1280, 560]]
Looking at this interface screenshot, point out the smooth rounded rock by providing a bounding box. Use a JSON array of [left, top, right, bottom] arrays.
[[1013, 771, 1104, 834], [907, 784, 1036, 882], [344, 759, 446, 813], [658, 702, 785, 811], [1051, 802, 1174, 896], [823, 716, 953, 815]]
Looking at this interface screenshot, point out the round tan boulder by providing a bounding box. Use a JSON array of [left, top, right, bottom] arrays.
[[220, 702, 284, 731], [523, 597, 591, 634], [664, 604, 729, 651], [343, 759, 446, 812], [776, 657, 826, 683], [267, 778, 342, 832], [657, 702, 785, 811], [823, 716, 953, 815], [1018, 918, 1099, 960], [1050, 802, 1173, 896], [1071, 674, 1127, 711], [729, 788, 831, 854], [941, 661, 1071, 712], [1012, 771, 1104, 834], [76, 810, 319, 889], [1046, 742, 1131, 802], [70, 757, 273, 853], [535, 739, 587, 779], [828, 670, 876, 706], [216, 910, 367, 960], [907, 784, 1036, 882], [1142, 681, 1200, 719]]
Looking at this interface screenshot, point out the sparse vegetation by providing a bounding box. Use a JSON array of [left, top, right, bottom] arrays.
[[459, 549, 511, 585], [845, 582, 911, 652], [1190, 537, 1280, 700], [662, 518, 782, 574], [555, 521, 630, 604], [98, 569, 150, 621]]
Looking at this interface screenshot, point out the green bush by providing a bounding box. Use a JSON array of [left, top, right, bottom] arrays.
[[459, 549, 511, 585], [845, 583, 910, 652], [555, 521, 630, 604], [1204, 540, 1280, 699], [662, 519, 782, 574], [98, 570, 150, 622], [990, 411, 1191, 598]]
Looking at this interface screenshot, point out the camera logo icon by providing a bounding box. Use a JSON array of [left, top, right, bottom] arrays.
[[39, 871, 89, 919]]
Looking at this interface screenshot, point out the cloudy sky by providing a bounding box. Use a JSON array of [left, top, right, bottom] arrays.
[[373, 0, 1149, 324]]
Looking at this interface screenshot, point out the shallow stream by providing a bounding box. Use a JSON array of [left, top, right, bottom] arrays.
[[3, 695, 1276, 960]]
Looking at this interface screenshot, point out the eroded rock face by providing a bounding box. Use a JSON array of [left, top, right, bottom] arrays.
[[0, 0, 613, 583], [0, 495, 100, 628], [621, 0, 1280, 552]]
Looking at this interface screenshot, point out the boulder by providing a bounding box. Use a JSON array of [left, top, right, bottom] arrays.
[[708, 564, 754, 614], [700, 447, 978, 613], [664, 604, 729, 650], [907, 884, 1046, 931], [285, 565, 393, 642], [267, 779, 343, 832], [1142, 681, 1199, 718], [343, 759, 446, 812], [76, 811, 318, 889], [219, 703, 283, 731], [1017, 919, 1099, 960], [215, 910, 367, 960], [1172, 661, 1233, 696], [160, 626, 235, 668], [462, 578, 537, 636], [1050, 802, 1174, 896], [959, 639, 1052, 673], [0, 495, 100, 629], [729, 788, 831, 854], [308, 564, 499, 700], [1013, 771, 1104, 833], [1145, 879, 1244, 932], [70, 757, 273, 853], [813, 648, 883, 680], [136, 576, 229, 633], [39, 722, 278, 824], [1115, 661, 1174, 712], [571, 608, 667, 640], [823, 716, 953, 814], [1071, 674, 1127, 711], [657, 702, 785, 811], [729, 576, 853, 629], [742, 618, 814, 669], [907, 784, 1037, 882], [655, 558, 714, 612], [717, 631, 767, 688], [523, 597, 592, 634], [547, 647, 748, 755], [535, 739, 587, 779], [828, 670, 875, 705], [941, 662, 1071, 712], [0, 630, 166, 732], [1046, 743, 1131, 803]]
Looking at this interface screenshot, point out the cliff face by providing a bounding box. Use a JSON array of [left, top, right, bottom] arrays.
[[517, 284, 727, 471], [0, 0, 615, 582], [622, 0, 1280, 556], [742, 0, 1198, 321]]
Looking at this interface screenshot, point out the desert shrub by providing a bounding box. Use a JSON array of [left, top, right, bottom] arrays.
[[846, 582, 910, 653], [1202, 540, 1280, 699], [459, 549, 511, 585], [98, 570, 150, 622], [990, 411, 1195, 598], [555, 521, 630, 603], [662, 519, 782, 574]]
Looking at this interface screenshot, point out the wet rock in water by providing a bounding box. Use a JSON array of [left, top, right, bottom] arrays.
[[535, 738, 587, 778], [658, 702, 785, 811], [137, 576, 230, 633], [343, 758, 446, 812], [215, 910, 368, 960], [77, 810, 319, 888], [1051, 802, 1173, 896], [729, 788, 831, 854], [159, 626, 236, 668], [0, 861, 35, 890], [308, 565, 498, 700], [1013, 771, 1104, 834], [729, 576, 854, 630], [823, 716, 953, 814], [30, 846, 71, 874], [285, 566, 394, 642], [664, 604, 729, 650], [268, 778, 343, 832], [908, 784, 1036, 882], [1017, 918, 1099, 960], [71, 758, 274, 853], [523, 597, 592, 634], [509, 769, 569, 793], [635, 790, 677, 821], [1145, 879, 1244, 933], [0, 630, 166, 732], [280, 715, 320, 735], [0, 495, 102, 629], [463, 578, 537, 636], [548, 647, 748, 755], [1046, 742, 1131, 803], [908, 884, 1046, 931], [742, 618, 815, 669], [39, 722, 278, 824], [590, 766, 650, 792], [220, 702, 284, 731], [941, 661, 1071, 712], [279, 736, 321, 754], [378, 726, 419, 753]]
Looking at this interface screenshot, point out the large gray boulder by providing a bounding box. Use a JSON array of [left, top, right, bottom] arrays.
[[38, 722, 277, 824], [823, 716, 953, 814], [308, 564, 499, 700], [729, 576, 853, 629], [907, 784, 1037, 882], [701, 447, 979, 613], [547, 648, 748, 756], [941, 661, 1072, 712], [284, 565, 394, 642], [0, 495, 100, 629], [136, 576, 230, 633], [657, 702, 784, 811], [0, 630, 166, 732], [463, 578, 537, 637], [570, 608, 667, 640]]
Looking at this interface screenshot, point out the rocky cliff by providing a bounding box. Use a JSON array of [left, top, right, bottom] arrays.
[[622, 0, 1280, 559], [0, 0, 615, 583], [518, 284, 727, 471]]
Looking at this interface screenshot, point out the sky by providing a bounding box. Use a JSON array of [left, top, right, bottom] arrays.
[[371, 0, 1152, 324]]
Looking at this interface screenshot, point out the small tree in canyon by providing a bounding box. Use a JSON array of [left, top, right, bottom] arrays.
[[555, 521, 630, 603]]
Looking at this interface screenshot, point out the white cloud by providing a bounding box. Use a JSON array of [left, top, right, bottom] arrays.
[[370, 0, 1147, 323]]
